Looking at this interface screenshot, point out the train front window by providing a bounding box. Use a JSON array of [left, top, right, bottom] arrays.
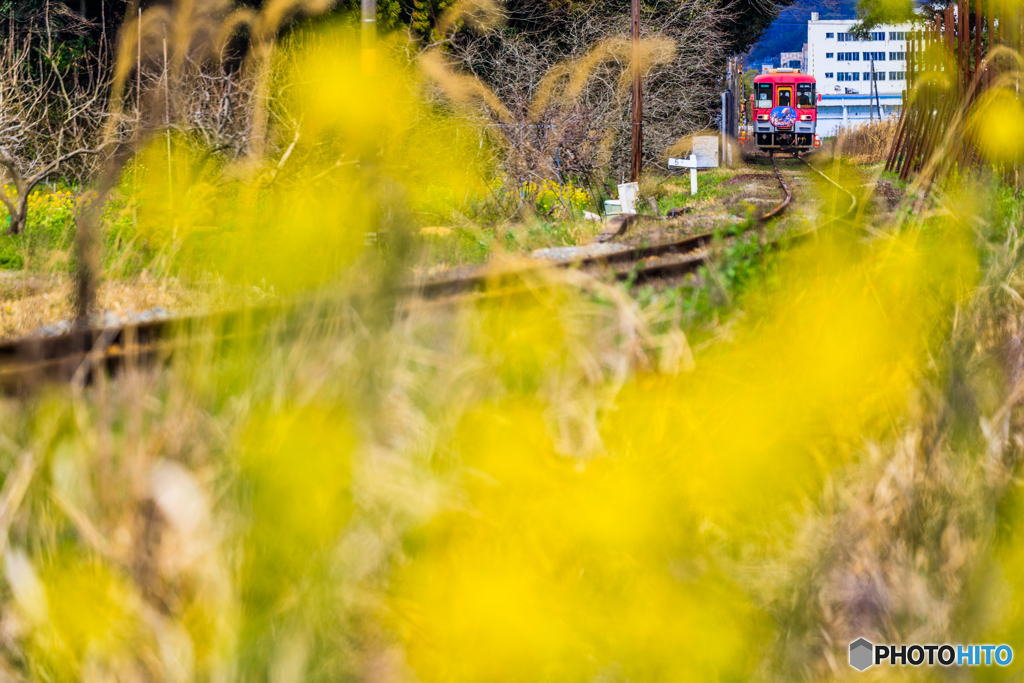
[[797, 83, 815, 107], [755, 84, 772, 108], [777, 87, 792, 107]]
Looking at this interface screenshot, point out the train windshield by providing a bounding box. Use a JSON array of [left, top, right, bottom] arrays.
[[755, 84, 772, 108], [797, 83, 816, 107], [777, 87, 792, 107]]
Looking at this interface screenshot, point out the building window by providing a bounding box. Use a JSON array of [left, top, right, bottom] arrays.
[[837, 32, 853, 41], [826, 32, 834, 38], [837, 72, 861, 81], [889, 71, 906, 80], [889, 51, 905, 60], [889, 31, 906, 40], [873, 72, 886, 80], [825, 72, 834, 78], [863, 51, 885, 61], [837, 52, 860, 61], [826, 52, 833, 58], [870, 31, 885, 40]]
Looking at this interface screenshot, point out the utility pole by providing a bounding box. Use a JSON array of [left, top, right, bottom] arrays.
[[870, 58, 875, 122], [873, 68, 881, 120], [362, 0, 377, 73], [629, 0, 642, 182]]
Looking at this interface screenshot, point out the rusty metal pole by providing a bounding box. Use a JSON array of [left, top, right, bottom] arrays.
[[946, 5, 954, 54], [960, 0, 968, 86], [987, 0, 995, 87], [974, 1, 982, 83], [630, 0, 642, 182]]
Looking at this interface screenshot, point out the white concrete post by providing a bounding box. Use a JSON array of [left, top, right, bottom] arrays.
[[667, 154, 699, 195], [720, 92, 727, 168]]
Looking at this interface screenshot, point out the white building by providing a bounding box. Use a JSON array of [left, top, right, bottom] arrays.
[[806, 13, 912, 96], [780, 45, 808, 72], [805, 12, 913, 135]]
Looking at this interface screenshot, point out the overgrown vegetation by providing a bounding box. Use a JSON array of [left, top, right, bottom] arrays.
[[7, 156, 1024, 681], [3, 1, 1024, 682], [0, 0, 754, 315], [823, 116, 900, 165]]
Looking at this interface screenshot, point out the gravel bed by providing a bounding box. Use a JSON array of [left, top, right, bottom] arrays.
[[31, 307, 173, 338], [531, 243, 632, 262]]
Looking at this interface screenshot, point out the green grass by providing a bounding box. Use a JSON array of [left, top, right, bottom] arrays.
[[653, 169, 733, 214], [0, 185, 78, 272], [0, 183, 171, 281]]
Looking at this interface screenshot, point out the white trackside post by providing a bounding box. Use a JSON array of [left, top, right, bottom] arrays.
[[667, 153, 699, 195]]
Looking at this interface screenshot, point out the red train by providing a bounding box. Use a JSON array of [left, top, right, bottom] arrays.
[[750, 69, 820, 152]]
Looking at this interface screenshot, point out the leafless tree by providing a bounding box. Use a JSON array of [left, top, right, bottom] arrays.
[[0, 2, 110, 234], [68, 0, 333, 320], [430, 0, 729, 191]]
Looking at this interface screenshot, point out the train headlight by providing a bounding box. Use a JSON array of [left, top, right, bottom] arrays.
[[757, 114, 769, 121], [800, 114, 813, 121]]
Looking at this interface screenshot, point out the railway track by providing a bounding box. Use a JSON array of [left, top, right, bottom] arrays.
[[601, 152, 796, 286], [567, 154, 855, 286], [0, 155, 854, 392], [425, 153, 800, 296], [797, 155, 857, 218]]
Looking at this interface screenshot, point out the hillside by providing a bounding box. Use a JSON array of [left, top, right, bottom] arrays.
[[746, 0, 857, 66]]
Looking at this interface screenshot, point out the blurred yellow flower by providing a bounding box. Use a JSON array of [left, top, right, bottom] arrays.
[[972, 88, 1024, 163]]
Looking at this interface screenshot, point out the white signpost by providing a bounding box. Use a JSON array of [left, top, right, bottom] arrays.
[[668, 136, 720, 196], [668, 154, 699, 195]]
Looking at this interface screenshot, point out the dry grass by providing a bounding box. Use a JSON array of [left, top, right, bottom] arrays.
[[5, 4, 1024, 683], [742, 176, 1024, 679], [825, 117, 900, 165], [0, 276, 184, 337], [0, 273, 275, 339], [0, 265, 696, 681], [2, 167, 1021, 681]]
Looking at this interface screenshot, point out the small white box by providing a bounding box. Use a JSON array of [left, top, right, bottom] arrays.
[[617, 182, 639, 214], [604, 200, 623, 216]]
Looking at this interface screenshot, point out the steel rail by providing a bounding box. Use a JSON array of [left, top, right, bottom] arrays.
[[604, 153, 794, 285], [763, 153, 793, 220], [796, 155, 857, 218], [423, 155, 794, 297], [617, 154, 859, 286]]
